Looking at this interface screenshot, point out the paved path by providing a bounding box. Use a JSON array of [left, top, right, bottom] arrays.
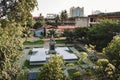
[[19, 49, 30, 67], [43, 39, 49, 49]]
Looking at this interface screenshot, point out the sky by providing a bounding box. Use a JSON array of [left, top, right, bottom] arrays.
[[31, 0, 120, 17]]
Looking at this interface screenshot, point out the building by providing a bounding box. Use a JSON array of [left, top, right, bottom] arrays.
[[70, 7, 84, 17], [75, 17, 89, 27], [88, 12, 120, 26], [33, 28, 45, 37], [46, 14, 57, 19], [92, 10, 102, 15]]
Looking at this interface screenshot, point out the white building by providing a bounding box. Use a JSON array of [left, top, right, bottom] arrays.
[[70, 7, 84, 17], [46, 14, 57, 19]]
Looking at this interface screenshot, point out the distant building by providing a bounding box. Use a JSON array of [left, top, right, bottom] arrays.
[[70, 7, 84, 17], [34, 28, 44, 37], [75, 17, 89, 27], [92, 10, 102, 15], [46, 14, 57, 19], [88, 11, 120, 26], [45, 14, 57, 24]]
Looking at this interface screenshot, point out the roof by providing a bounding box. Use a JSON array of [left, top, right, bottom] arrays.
[[57, 26, 76, 29], [43, 26, 53, 29], [88, 11, 120, 17]]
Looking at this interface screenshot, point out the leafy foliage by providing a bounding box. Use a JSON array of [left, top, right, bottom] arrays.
[[96, 59, 115, 79], [0, 0, 37, 79], [0, 20, 23, 79], [33, 13, 45, 29], [103, 35, 120, 79], [103, 35, 120, 69], [87, 20, 120, 51], [39, 55, 64, 80], [60, 10, 68, 24], [63, 29, 74, 43], [47, 29, 57, 38], [0, 0, 37, 23]]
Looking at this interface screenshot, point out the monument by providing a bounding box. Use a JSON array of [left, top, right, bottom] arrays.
[[30, 35, 78, 65], [48, 35, 56, 54]]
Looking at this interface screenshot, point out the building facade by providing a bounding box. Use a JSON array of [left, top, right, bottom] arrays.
[[75, 17, 89, 27], [88, 12, 120, 26], [70, 7, 84, 17]]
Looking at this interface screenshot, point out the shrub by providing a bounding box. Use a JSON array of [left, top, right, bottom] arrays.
[[66, 63, 75, 66], [28, 50, 32, 55]]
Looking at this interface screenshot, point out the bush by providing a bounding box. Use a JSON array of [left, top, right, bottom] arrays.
[[66, 63, 75, 66], [23, 60, 30, 68], [97, 59, 109, 66], [29, 50, 32, 55]]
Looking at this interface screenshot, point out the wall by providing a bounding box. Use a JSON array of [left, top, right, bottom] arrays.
[[75, 17, 89, 27]]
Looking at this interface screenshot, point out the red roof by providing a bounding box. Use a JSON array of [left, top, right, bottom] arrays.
[[57, 26, 76, 29], [43, 26, 53, 29]]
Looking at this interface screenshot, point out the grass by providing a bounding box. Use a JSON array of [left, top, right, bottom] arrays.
[[65, 47, 73, 53], [23, 40, 44, 45], [17, 72, 27, 80], [56, 40, 65, 44], [74, 45, 85, 52]]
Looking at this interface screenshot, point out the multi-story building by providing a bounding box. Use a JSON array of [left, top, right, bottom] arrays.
[[70, 7, 84, 17], [88, 12, 120, 26]]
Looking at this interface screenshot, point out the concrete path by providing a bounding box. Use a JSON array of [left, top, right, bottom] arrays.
[[64, 69, 69, 77], [19, 49, 30, 67]]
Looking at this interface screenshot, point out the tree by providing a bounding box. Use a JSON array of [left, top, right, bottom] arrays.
[[63, 29, 74, 43], [26, 15, 35, 28], [0, 0, 37, 79], [38, 13, 45, 27], [33, 13, 45, 29], [47, 29, 57, 38], [74, 27, 89, 42], [103, 35, 120, 79], [0, 0, 37, 23], [55, 15, 60, 27], [60, 10, 68, 25], [87, 20, 120, 51], [96, 59, 115, 79], [39, 54, 64, 80], [0, 20, 23, 80]]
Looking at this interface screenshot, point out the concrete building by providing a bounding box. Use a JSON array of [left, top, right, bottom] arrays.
[[75, 17, 89, 27], [88, 12, 120, 26], [70, 7, 84, 17]]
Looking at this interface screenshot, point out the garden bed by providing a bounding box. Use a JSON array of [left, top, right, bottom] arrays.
[[23, 40, 44, 45]]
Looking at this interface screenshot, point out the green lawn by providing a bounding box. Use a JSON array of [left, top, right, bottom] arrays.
[[56, 40, 65, 44], [74, 45, 85, 52], [23, 40, 44, 45]]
